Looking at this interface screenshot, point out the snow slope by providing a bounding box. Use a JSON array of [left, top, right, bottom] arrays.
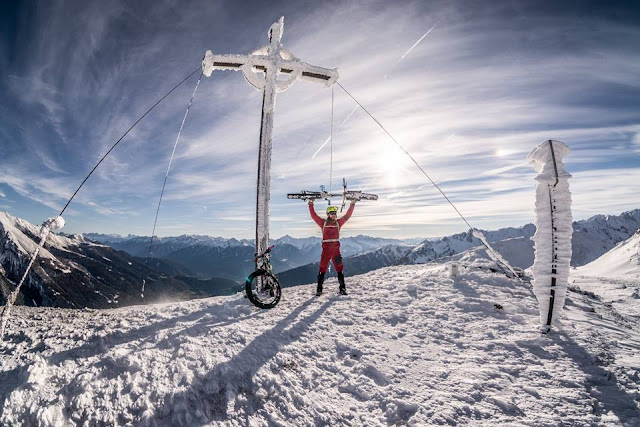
[[1, 263, 638, 426], [571, 230, 640, 321], [0, 211, 90, 263], [1, 211, 239, 309], [572, 209, 640, 266], [577, 230, 640, 279]]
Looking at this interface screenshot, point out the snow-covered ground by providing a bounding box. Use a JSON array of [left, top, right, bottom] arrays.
[[571, 230, 640, 328], [1, 262, 638, 426], [577, 230, 640, 280]]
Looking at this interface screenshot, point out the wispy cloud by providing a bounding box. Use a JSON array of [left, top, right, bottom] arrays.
[[1, 1, 638, 238]]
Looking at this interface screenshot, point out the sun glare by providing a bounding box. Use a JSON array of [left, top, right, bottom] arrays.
[[495, 148, 517, 157], [378, 147, 406, 188]]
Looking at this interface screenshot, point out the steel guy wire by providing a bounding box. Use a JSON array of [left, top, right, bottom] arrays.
[[58, 66, 202, 217], [335, 81, 473, 231], [145, 71, 204, 268], [335, 82, 521, 279]]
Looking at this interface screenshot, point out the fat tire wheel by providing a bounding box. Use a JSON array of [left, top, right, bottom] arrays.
[[245, 269, 281, 309]]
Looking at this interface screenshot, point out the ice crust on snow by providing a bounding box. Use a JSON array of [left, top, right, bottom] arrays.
[[527, 140, 573, 330], [1, 263, 638, 425]]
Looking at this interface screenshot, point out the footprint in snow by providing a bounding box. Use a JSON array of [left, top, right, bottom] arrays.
[[384, 313, 408, 326], [361, 364, 390, 387]]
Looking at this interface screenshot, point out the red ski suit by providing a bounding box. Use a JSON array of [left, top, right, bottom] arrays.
[[309, 203, 355, 274]]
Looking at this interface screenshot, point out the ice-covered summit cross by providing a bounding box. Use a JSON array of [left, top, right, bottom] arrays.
[[202, 16, 339, 258], [202, 17, 338, 96]]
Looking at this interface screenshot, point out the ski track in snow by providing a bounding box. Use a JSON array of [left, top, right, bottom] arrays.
[[1, 264, 638, 426]]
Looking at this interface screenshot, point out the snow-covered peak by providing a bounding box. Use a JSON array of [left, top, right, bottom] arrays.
[[406, 229, 480, 264], [0, 211, 43, 254], [274, 235, 319, 249], [575, 209, 640, 237], [85, 233, 251, 250], [0, 211, 77, 259], [81, 233, 132, 244], [576, 229, 640, 278]]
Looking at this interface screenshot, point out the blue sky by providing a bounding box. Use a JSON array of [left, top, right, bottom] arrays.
[[1, 0, 639, 239]]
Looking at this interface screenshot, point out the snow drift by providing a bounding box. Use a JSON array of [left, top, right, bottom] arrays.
[[1, 262, 638, 425]]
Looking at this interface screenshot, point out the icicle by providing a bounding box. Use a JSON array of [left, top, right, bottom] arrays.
[[527, 140, 572, 334], [0, 216, 64, 340]]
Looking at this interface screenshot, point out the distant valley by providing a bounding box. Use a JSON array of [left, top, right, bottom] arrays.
[[86, 208, 640, 287], [1, 208, 638, 308]]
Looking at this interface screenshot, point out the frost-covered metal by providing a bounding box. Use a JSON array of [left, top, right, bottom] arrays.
[[527, 140, 572, 333], [471, 229, 519, 278], [0, 215, 64, 339], [202, 17, 339, 257]]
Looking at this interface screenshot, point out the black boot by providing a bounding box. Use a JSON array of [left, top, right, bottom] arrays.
[[316, 272, 325, 296], [338, 272, 347, 295]]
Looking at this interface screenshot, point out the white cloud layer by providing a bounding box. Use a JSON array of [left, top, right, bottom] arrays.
[[1, 1, 638, 238]]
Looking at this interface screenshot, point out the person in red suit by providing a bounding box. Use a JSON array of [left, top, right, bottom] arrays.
[[308, 200, 356, 296]]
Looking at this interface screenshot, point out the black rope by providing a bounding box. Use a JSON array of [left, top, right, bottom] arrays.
[[58, 66, 202, 217], [336, 82, 473, 230], [336, 82, 522, 280]]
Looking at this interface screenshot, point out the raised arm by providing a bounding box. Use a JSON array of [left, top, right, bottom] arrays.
[[338, 202, 355, 226], [308, 202, 324, 227]]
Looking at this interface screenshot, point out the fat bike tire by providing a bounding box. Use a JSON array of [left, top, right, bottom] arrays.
[[245, 269, 282, 309]]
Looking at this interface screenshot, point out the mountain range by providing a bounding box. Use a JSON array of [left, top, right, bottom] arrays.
[[2, 208, 639, 308], [0, 212, 240, 309], [83, 232, 419, 280], [88, 209, 639, 287]]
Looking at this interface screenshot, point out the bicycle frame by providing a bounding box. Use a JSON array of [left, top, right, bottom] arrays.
[[255, 245, 275, 271], [254, 245, 276, 293]]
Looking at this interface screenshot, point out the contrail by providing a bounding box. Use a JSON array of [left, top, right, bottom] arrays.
[[400, 21, 440, 60], [314, 20, 441, 157], [384, 20, 440, 78], [311, 105, 361, 159], [311, 137, 332, 159], [312, 21, 440, 157]]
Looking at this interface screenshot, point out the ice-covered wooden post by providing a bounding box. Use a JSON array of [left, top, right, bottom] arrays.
[[202, 17, 338, 258], [527, 140, 573, 334]]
